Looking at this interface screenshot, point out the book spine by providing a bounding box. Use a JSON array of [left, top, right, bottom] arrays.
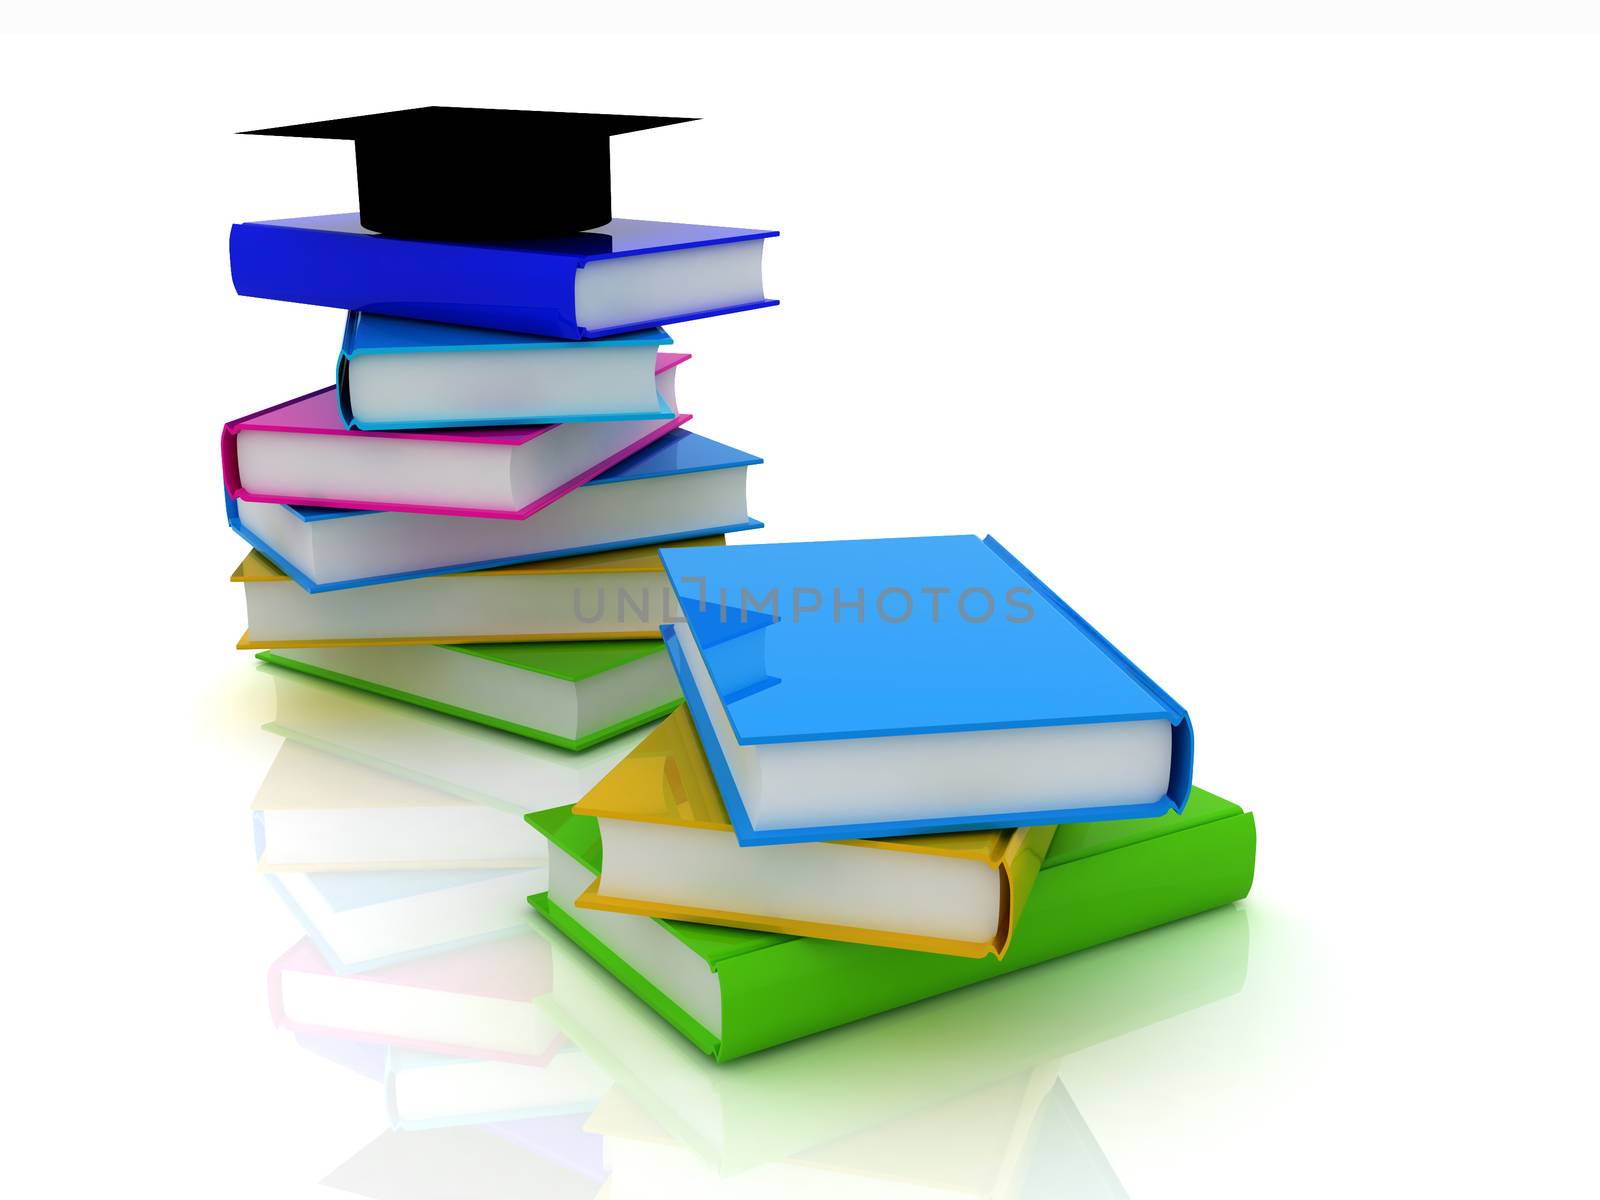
[[529, 893, 722, 1058], [713, 811, 1256, 1060], [228, 223, 584, 338], [221, 386, 334, 497], [336, 312, 358, 427]]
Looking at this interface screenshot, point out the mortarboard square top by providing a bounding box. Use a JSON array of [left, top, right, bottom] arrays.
[[241, 107, 696, 242]]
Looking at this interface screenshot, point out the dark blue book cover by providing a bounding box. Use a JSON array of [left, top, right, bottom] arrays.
[[230, 214, 778, 339]]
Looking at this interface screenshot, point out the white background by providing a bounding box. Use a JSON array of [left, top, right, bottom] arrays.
[[3, 27, 1597, 1198]]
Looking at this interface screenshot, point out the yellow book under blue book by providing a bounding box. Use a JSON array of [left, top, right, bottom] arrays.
[[571, 707, 1055, 959]]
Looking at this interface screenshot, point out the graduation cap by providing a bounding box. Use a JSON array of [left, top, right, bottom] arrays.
[[241, 107, 696, 241]]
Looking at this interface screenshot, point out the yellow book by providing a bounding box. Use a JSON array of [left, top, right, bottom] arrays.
[[572, 708, 1054, 959], [232, 534, 725, 649]]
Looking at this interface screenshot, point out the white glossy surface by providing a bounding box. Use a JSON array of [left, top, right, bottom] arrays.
[[5, 28, 1596, 1200]]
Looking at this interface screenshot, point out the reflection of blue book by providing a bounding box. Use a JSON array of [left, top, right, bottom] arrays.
[[265, 867, 543, 973], [321, 1123, 604, 1200], [1017, 1081, 1128, 1200], [228, 429, 762, 592], [385, 1046, 609, 1131], [658, 535, 1193, 845], [287, 1036, 607, 1181], [230, 214, 779, 340], [293, 1031, 389, 1082], [591, 1065, 1126, 1199], [483, 1116, 606, 1183]]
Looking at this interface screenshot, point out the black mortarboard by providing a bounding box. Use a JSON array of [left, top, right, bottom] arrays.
[[241, 107, 697, 241]]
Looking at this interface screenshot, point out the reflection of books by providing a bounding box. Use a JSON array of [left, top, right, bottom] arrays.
[[253, 739, 544, 871], [594, 1064, 1125, 1199], [483, 1114, 607, 1184], [322, 1123, 603, 1200], [262, 664, 653, 817], [292, 1030, 388, 1082], [534, 902, 1246, 1175], [269, 929, 560, 1060], [386, 1045, 610, 1130], [1013, 1080, 1128, 1200], [268, 866, 544, 971]]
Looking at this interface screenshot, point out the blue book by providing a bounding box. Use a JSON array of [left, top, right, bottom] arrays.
[[230, 214, 779, 340], [336, 313, 678, 429], [657, 535, 1193, 845], [228, 429, 763, 592]]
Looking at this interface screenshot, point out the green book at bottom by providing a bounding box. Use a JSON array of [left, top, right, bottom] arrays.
[[526, 787, 1256, 1062]]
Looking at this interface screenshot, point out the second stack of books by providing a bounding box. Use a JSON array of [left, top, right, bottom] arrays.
[[529, 534, 1257, 1062]]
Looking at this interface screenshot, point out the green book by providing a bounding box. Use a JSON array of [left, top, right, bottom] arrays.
[[526, 787, 1256, 1062], [257, 640, 680, 752]]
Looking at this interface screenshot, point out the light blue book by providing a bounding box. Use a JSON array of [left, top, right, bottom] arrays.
[[336, 313, 679, 430], [658, 535, 1192, 845], [227, 429, 762, 592]]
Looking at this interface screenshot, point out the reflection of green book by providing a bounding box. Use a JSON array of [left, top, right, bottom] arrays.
[[258, 640, 680, 752], [260, 665, 657, 817], [322, 1124, 601, 1200], [592, 1063, 1126, 1198], [534, 900, 1246, 1174], [527, 787, 1255, 1063]]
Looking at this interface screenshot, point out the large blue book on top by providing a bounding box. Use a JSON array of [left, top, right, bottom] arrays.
[[657, 535, 1193, 845], [229, 214, 779, 340]]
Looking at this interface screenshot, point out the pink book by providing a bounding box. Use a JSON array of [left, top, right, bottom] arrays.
[[222, 352, 691, 521], [267, 933, 564, 1066]]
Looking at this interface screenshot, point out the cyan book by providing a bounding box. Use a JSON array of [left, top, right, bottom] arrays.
[[658, 535, 1193, 844], [336, 314, 681, 429], [230, 215, 778, 339]]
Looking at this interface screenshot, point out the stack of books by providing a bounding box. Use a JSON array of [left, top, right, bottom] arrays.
[[224, 106, 774, 765], [226, 104, 1257, 1067], [529, 535, 1258, 1060]]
